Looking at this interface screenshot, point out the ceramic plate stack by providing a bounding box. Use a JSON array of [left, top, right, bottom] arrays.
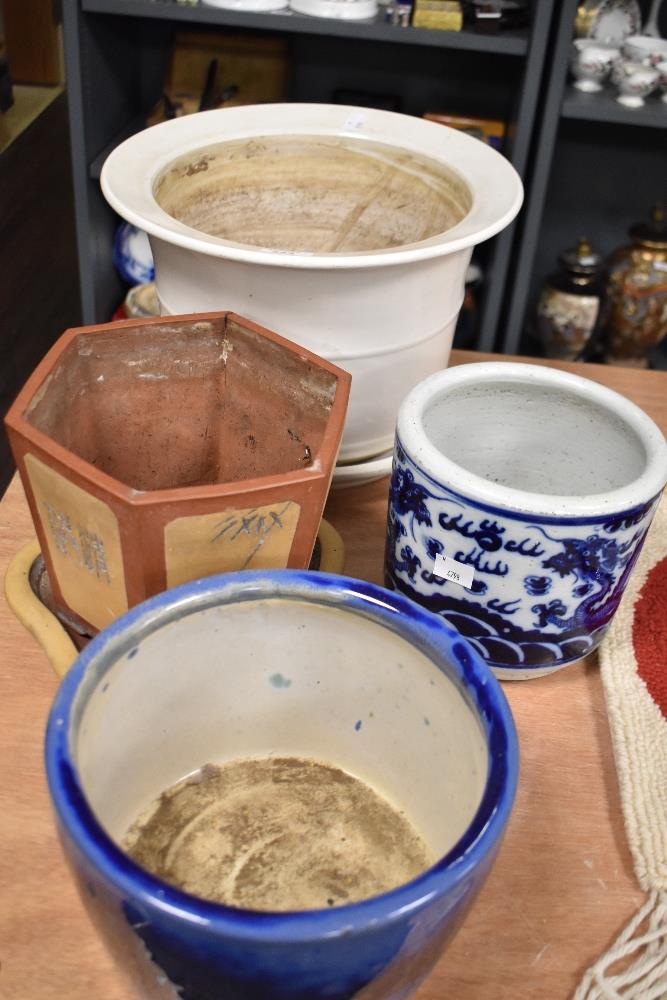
[[202, 0, 288, 9], [289, 0, 378, 18], [331, 449, 393, 489], [576, 0, 642, 43]]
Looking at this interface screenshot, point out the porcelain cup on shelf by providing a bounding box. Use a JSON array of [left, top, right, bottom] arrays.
[[657, 60, 667, 103], [569, 39, 620, 92], [611, 58, 660, 106], [622, 34, 667, 66]]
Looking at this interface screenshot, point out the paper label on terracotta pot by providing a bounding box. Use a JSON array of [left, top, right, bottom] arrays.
[[24, 453, 128, 631], [433, 553, 475, 590], [164, 501, 301, 589]]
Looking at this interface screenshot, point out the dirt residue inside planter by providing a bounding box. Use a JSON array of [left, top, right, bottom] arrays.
[[154, 135, 472, 254], [123, 756, 434, 911], [24, 316, 338, 491]]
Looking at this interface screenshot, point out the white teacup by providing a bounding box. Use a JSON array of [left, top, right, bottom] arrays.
[[622, 34, 667, 66], [570, 39, 620, 92], [657, 60, 667, 104], [611, 58, 660, 107]]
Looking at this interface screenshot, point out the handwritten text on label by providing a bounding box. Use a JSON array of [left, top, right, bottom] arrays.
[[433, 553, 475, 589]]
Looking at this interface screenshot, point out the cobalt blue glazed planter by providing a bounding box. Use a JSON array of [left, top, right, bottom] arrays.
[[45, 570, 518, 1000], [385, 362, 667, 680]]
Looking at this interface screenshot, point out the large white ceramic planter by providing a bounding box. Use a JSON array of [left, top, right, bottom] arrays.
[[101, 104, 523, 463]]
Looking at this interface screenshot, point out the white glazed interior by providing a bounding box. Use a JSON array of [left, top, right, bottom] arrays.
[[73, 597, 488, 864], [424, 383, 645, 494], [400, 363, 667, 517], [153, 135, 472, 255]]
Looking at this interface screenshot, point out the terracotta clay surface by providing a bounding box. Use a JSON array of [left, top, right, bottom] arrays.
[[154, 135, 472, 254], [2, 351, 666, 998], [5, 312, 350, 630], [23, 315, 336, 490]]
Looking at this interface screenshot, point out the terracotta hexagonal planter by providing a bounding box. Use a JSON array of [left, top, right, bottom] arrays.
[[5, 312, 350, 633]]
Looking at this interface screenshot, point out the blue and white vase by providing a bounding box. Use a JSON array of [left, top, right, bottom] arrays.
[[386, 362, 667, 679], [113, 222, 155, 285]]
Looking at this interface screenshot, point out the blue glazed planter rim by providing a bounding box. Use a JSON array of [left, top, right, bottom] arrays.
[[45, 569, 519, 945], [397, 361, 667, 520]]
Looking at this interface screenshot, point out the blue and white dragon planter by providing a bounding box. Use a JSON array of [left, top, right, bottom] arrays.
[[386, 363, 667, 679]]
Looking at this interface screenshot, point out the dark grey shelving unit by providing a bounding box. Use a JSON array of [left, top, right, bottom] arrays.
[[82, 0, 530, 53], [503, 0, 667, 354], [561, 88, 667, 128], [62, 0, 556, 352]]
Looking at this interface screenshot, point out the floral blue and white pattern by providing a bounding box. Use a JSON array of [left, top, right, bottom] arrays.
[[113, 222, 155, 286], [385, 438, 660, 676]]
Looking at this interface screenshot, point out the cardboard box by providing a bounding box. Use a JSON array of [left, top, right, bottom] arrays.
[[424, 112, 506, 151]]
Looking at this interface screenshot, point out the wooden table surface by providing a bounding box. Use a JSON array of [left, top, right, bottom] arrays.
[[1, 350, 666, 1000]]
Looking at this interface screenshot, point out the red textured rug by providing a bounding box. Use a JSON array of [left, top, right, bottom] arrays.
[[632, 555, 667, 722], [576, 499, 667, 1000]]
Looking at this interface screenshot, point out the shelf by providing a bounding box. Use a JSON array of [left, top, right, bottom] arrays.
[[89, 113, 146, 179], [562, 88, 667, 129], [81, 0, 529, 54]]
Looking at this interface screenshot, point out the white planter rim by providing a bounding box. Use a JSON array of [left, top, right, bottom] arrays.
[[101, 103, 523, 272], [398, 362, 667, 519]]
